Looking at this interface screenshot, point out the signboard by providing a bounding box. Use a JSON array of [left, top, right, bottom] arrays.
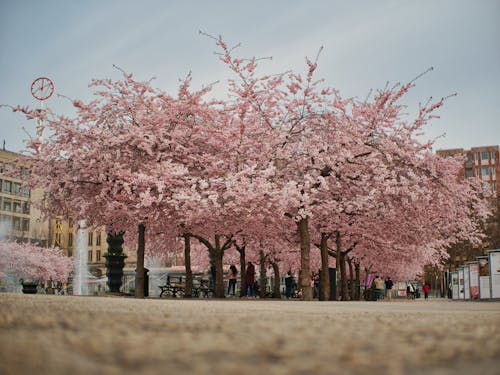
[[468, 262, 479, 300], [451, 272, 459, 300], [397, 281, 407, 297], [489, 251, 500, 299], [457, 268, 465, 299], [478, 256, 490, 299], [463, 265, 470, 299]]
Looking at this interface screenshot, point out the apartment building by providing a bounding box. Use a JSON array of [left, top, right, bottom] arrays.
[[437, 145, 498, 206], [50, 218, 111, 277], [1, 148, 134, 278], [0, 148, 49, 244], [436, 145, 499, 268]]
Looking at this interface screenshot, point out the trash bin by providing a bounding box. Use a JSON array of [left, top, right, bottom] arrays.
[[135, 268, 149, 297], [144, 268, 149, 297]]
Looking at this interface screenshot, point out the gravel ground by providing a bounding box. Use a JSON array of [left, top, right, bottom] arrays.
[[0, 294, 499, 375]]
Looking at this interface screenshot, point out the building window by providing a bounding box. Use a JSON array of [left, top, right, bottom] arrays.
[[96, 233, 101, 246], [491, 151, 496, 161], [96, 250, 101, 262], [0, 216, 11, 230], [465, 168, 473, 178], [68, 248, 73, 257], [481, 151, 489, 161], [23, 189, 30, 198], [466, 154, 473, 163], [492, 168, 496, 179], [13, 217, 21, 231], [88, 232, 93, 246], [13, 201, 21, 213], [88, 250, 93, 262], [22, 202, 30, 214], [493, 182, 497, 193], [13, 183, 21, 195], [68, 233, 73, 247], [3, 198, 11, 211], [481, 167, 489, 178], [22, 219, 30, 231], [3, 180, 11, 194]]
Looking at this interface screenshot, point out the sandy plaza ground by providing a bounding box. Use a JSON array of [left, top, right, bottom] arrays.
[[0, 294, 499, 375]]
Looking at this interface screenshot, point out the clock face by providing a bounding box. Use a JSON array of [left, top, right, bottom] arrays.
[[31, 77, 54, 100]]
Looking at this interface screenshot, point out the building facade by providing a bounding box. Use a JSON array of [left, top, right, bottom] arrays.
[[0, 149, 49, 245], [49, 218, 111, 277], [1, 148, 134, 279], [436, 145, 498, 207], [436, 145, 499, 269]]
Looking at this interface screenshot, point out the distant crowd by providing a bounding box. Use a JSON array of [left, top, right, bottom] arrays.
[[370, 275, 431, 301]]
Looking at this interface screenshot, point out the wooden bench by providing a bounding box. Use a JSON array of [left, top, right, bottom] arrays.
[[159, 276, 185, 298], [192, 279, 214, 298]]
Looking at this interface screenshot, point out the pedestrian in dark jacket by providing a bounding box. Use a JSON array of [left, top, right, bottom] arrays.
[[385, 277, 394, 301], [246, 262, 256, 297], [285, 271, 294, 299]]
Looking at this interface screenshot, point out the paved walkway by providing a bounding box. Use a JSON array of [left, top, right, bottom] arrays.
[[1, 294, 499, 375]]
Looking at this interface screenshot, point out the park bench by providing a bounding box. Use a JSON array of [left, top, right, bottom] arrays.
[[191, 278, 214, 298], [159, 275, 185, 298]]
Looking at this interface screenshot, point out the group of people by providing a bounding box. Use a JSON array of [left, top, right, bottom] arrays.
[[406, 282, 431, 300], [372, 275, 431, 301], [372, 276, 394, 301], [226, 261, 259, 298], [227, 263, 298, 298]]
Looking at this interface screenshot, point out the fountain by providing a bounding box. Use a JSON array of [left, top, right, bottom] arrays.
[[73, 220, 88, 295]]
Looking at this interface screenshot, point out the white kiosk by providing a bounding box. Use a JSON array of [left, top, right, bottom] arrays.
[[463, 264, 470, 300], [477, 256, 490, 299], [467, 262, 479, 300], [451, 272, 459, 300], [489, 250, 500, 299], [457, 267, 465, 300]]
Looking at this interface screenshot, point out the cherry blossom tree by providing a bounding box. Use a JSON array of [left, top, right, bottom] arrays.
[[0, 240, 73, 284], [8, 34, 491, 303]]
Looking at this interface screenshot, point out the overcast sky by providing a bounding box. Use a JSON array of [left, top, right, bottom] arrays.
[[1, 0, 499, 153]]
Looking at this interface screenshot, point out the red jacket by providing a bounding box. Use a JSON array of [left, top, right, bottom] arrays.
[[423, 284, 430, 293]]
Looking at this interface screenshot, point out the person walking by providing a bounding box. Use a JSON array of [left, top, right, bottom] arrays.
[[374, 275, 384, 301], [385, 277, 394, 301], [246, 261, 256, 298], [423, 283, 430, 300], [406, 282, 415, 300], [227, 264, 238, 297], [285, 271, 294, 299]]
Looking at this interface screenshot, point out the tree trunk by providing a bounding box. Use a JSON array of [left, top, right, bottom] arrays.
[[335, 232, 341, 301], [183, 233, 193, 298], [355, 262, 361, 300], [271, 261, 281, 298], [319, 232, 331, 301], [297, 217, 312, 300], [236, 244, 246, 297], [340, 252, 349, 301], [335, 232, 349, 301], [135, 223, 145, 299], [259, 250, 266, 299], [191, 233, 232, 298], [213, 235, 225, 298], [347, 256, 354, 301]]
